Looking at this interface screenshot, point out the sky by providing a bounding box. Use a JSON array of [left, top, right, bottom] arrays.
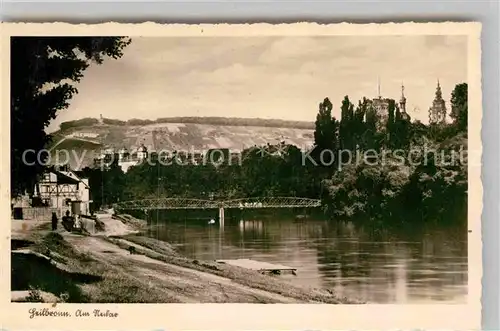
[[46, 35, 467, 133]]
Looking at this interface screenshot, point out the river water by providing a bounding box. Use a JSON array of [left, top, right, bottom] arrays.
[[144, 211, 467, 304]]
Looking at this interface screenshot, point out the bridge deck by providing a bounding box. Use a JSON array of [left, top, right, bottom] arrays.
[[114, 197, 321, 211], [216, 258, 297, 274]]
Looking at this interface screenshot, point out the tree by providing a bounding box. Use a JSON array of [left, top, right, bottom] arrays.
[[351, 98, 368, 150], [11, 37, 131, 197], [450, 83, 468, 132], [314, 97, 339, 156], [408, 120, 428, 145], [81, 160, 126, 210], [339, 95, 355, 153], [363, 104, 378, 150], [386, 99, 396, 146], [392, 105, 411, 149]]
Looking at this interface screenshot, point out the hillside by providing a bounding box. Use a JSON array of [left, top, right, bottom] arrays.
[[58, 116, 315, 131], [47, 118, 315, 170]]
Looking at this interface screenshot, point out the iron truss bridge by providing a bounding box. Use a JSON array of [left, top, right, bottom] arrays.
[[113, 197, 321, 211]]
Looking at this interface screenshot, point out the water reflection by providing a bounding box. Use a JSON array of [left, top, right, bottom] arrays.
[[146, 215, 467, 303], [238, 220, 264, 235]]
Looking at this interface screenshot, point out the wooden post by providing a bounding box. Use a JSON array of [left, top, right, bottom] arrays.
[[218, 206, 224, 228]]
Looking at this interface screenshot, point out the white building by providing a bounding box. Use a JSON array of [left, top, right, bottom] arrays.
[[35, 166, 91, 215], [118, 147, 136, 173], [117, 144, 148, 173], [69, 132, 100, 139], [94, 144, 149, 173]]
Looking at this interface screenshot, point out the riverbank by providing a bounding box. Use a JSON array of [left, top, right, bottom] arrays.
[[11, 214, 358, 304]]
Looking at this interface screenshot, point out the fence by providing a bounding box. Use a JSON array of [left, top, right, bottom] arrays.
[[13, 207, 69, 221]]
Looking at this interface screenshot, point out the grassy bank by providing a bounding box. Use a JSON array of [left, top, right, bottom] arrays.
[[13, 231, 179, 303], [11, 216, 359, 304]]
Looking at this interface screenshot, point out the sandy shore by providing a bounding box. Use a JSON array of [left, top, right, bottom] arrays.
[[11, 214, 357, 304]]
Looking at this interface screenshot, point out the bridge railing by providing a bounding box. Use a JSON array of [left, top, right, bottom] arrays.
[[114, 198, 219, 210], [222, 197, 321, 209], [113, 196, 321, 210]]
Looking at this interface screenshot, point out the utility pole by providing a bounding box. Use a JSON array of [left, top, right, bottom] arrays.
[[101, 169, 104, 209], [157, 161, 160, 224]]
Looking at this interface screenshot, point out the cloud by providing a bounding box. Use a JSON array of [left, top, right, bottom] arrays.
[[46, 35, 467, 132], [258, 37, 330, 64]]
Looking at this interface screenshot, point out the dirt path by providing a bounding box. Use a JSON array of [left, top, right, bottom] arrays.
[[64, 234, 301, 303], [12, 215, 350, 303]]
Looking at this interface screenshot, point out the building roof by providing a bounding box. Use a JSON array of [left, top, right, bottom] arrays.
[[45, 166, 90, 188], [54, 171, 80, 185]]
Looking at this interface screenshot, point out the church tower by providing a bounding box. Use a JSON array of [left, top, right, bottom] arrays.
[[399, 82, 411, 121], [399, 82, 406, 113], [428, 80, 447, 124]]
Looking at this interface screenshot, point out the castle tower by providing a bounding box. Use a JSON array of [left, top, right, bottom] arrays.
[[399, 82, 406, 113], [399, 82, 411, 121], [371, 77, 389, 131], [428, 79, 447, 124]]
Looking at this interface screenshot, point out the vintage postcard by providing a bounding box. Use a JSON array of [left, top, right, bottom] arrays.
[[1, 22, 482, 330]]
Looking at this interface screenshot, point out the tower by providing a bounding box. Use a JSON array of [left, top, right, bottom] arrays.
[[371, 77, 389, 131], [428, 79, 447, 124], [98, 114, 104, 125], [399, 82, 406, 113], [399, 82, 411, 121]]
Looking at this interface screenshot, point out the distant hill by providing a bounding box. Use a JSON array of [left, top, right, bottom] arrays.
[[47, 117, 316, 170], [58, 116, 315, 131]]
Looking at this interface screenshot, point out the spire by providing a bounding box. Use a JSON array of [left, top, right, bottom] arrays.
[[435, 78, 443, 99], [399, 81, 407, 114], [429, 79, 446, 124]]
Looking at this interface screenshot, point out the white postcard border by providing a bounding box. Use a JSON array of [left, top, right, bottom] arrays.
[[0, 22, 482, 330]]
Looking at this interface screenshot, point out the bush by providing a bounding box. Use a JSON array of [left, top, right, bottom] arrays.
[[102, 118, 126, 126], [60, 118, 99, 130], [322, 131, 466, 223], [27, 286, 44, 302]]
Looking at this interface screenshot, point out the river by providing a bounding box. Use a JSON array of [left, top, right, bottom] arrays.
[[144, 211, 467, 304]]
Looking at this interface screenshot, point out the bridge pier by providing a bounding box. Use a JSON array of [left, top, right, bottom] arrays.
[[218, 207, 225, 227]]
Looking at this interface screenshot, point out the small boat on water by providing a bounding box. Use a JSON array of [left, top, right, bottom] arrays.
[[208, 219, 216, 225]]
